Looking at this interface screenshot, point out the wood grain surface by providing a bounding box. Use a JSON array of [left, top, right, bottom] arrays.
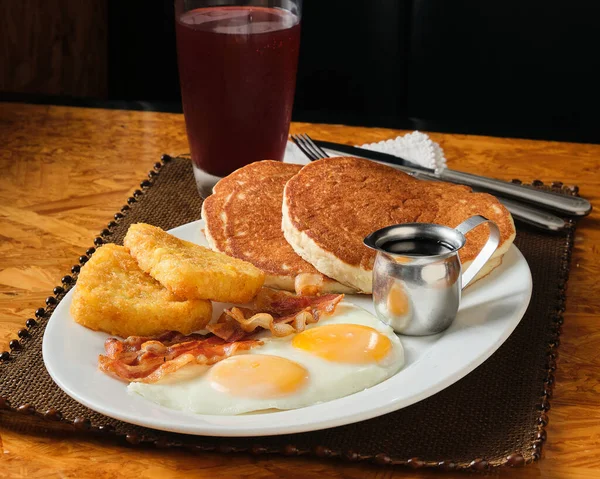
[[0, 1, 107, 97], [1, 102, 599, 478]]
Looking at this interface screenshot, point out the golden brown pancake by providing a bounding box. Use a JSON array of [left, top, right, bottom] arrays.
[[282, 157, 516, 293], [201, 161, 354, 294]]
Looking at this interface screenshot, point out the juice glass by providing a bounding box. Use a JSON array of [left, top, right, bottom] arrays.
[[175, 0, 302, 196]]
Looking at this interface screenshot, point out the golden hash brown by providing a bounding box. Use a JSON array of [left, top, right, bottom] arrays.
[[70, 244, 212, 337], [124, 223, 265, 303]]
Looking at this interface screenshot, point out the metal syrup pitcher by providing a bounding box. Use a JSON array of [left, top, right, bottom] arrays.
[[364, 215, 500, 336]]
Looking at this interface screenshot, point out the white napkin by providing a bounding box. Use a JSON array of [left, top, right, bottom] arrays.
[[359, 131, 447, 170], [285, 131, 447, 171]]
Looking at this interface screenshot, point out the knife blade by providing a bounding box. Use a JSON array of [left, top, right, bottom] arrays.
[[313, 139, 592, 217], [393, 164, 567, 232]]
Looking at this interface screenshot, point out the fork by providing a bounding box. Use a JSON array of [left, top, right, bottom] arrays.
[[290, 133, 567, 232]]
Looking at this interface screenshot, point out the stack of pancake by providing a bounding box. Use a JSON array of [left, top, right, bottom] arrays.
[[202, 157, 516, 294]]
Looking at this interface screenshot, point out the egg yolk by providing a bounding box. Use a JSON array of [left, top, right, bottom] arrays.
[[209, 354, 309, 398], [292, 324, 392, 364]]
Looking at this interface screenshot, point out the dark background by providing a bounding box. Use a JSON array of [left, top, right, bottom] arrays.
[[2, 0, 600, 144]]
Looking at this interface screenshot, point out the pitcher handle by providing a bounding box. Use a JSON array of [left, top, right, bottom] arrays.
[[455, 215, 501, 289]]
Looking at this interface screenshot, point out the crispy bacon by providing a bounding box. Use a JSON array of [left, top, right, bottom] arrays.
[[98, 333, 261, 383], [99, 289, 343, 383], [207, 288, 344, 341], [294, 273, 326, 296], [254, 288, 344, 316]]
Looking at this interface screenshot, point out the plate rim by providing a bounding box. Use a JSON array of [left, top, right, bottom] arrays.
[[43, 220, 532, 437]]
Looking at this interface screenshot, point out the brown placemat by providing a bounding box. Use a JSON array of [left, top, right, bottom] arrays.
[[0, 156, 578, 471]]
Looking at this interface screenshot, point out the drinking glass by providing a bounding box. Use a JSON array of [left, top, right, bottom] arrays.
[[175, 0, 302, 196]]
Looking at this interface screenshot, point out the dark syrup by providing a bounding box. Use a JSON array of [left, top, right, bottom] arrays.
[[381, 238, 454, 256]]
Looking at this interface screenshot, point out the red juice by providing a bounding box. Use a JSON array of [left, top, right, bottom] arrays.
[[175, 6, 301, 177]]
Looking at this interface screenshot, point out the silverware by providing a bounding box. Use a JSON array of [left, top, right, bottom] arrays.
[[310, 138, 592, 217], [364, 216, 500, 335], [382, 160, 568, 232], [291, 133, 567, 232]]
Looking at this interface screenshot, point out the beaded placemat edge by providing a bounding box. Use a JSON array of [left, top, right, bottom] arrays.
[[0, 154, 580, 471]]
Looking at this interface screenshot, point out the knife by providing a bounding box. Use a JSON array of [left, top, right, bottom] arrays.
[[314, 140, 592, 217], [391, 163, 567, 231]]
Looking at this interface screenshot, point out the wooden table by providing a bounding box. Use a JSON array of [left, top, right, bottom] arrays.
[[1, 102, 599, 478]]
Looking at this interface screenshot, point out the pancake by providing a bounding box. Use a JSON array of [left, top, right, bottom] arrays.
[[201, 161, 355, 294], [282, 157, 516, 293]]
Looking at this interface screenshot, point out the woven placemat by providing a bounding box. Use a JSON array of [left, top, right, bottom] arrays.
[[0, 156, 578, 471]]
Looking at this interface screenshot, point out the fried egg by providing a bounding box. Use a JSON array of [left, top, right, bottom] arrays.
[[128, 303, 404, 415]]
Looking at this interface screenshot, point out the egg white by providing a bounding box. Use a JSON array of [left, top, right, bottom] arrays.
[[128, 302, 404, 415]]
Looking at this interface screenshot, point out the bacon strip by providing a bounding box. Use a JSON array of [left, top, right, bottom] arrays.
[[99, 289, 343, 382], [98, 333, 261, 383], [253, 288, 344, 317], [294, 273, 326, 296], [207, 288, 344, 341]]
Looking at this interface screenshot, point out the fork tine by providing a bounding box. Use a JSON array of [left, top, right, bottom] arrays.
[[294, 134, 321, 160], [300, 134, 330, 159], [291, 134, 319, 161], [293, 134, 323, 161], [296, 134, 324, 160]]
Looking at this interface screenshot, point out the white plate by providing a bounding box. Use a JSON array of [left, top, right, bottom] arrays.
[[43, 220, 532, 437]]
